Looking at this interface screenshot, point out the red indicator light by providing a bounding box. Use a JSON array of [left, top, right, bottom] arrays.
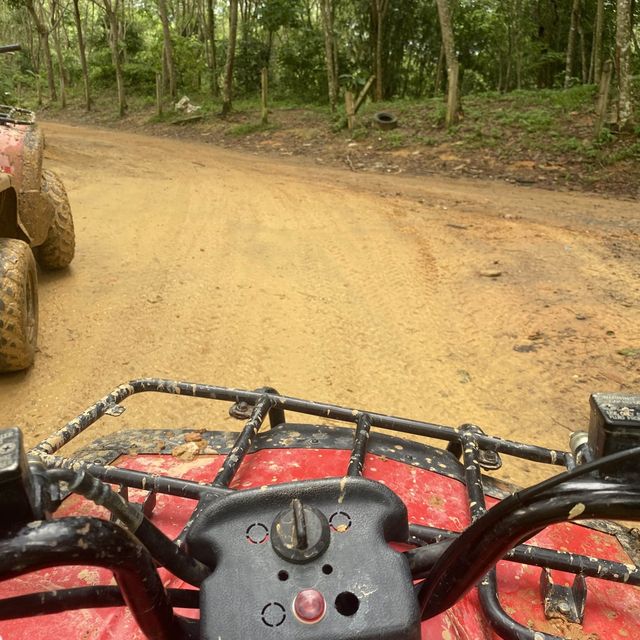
[[294, 589, 326, 623]]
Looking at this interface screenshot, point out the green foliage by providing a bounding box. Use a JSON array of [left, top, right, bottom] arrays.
[[123, 60, 156, 92], [258, 0, 302, 33], [173, 35, 206, 92], [496, 108, 554, 132], [277, 27, 326, 102], [89, 47, 117, 89], [595, 128, 615, 145], [235, 34, 270, 95], [1, 0, 638, 137], [380, 130, 406, 148], [461, 69, 489, 95], [606, 142, 640, 163]]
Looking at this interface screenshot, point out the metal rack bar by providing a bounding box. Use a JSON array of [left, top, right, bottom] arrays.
[[0, 517, 184, 640], [347, 413, 372, 477], [31, 379, 571, 469], [459, 427, 562, 640], [408, 524, 640, 587], [0, 586, 199, 619], [213, 395, 273, 488], [37, 452, 230, 500]]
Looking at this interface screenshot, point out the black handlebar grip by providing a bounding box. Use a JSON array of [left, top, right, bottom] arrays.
[[0, 44, 22, 54]]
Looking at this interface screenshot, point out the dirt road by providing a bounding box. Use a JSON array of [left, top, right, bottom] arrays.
[[2, 122, 638, 486]]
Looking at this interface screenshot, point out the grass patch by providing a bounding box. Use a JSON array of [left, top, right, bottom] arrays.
[[606, 141, 640, 163]]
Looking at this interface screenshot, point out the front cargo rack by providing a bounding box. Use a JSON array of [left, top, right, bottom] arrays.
[[25, 378, 640, 640]]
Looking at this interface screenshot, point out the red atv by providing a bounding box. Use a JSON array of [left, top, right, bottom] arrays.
[[0, 43, 75, 373], [0, 380, 638, 639]]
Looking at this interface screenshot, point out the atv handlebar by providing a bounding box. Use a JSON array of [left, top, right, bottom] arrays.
[[0, 44, 21, 54]]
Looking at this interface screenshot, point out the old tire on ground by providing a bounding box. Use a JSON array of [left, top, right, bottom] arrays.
[[35, 169, 75, 270], [0, 239, 38, 372], [373, 112, 398, 130]]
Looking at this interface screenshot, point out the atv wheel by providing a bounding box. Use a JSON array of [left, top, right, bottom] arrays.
[[36, 169, 75, 270], [0, 239, 38, 372]]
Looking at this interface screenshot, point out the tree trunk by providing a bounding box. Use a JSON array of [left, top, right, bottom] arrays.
[[320, 0, 338, 111], [51, 20, 67, 108], [40, 30, 57, 101], [261, 67, 268, 125], [206, 0, 219, 96], [103, 0, 127, 116], [593, 0, 605, 84], [594, 59, 613, 137], [564, 0, 581, 88], [24, 0, 57, 101], [221, 0, 238, 115], [433, 42, 444, 96], [157, 0, 177, 99], [72, 0, 91, 110], [513, 0, 523, 89], [434, 0, 459, 126], [578, 20, 587, 83], [615, 0, 634, 128], [373, 0, 389, 101]]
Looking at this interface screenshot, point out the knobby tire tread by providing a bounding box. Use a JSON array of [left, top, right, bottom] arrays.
[[36, 169, 75, 270], [0, 239, 38, 372]]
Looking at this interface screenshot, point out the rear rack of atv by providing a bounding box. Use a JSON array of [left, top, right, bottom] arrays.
[[0, 105, 35, 125], [29, 378, 640, 640]]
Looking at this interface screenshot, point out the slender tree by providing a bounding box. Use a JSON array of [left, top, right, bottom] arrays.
[[593, 0, 605, 84], [72, 0, 91, 110], [221, 0, 238, 115], [205, 0, 219, 96], [50, 0, 67, 107], [615, 0, 634, 128], [157, 0, 177, 99], [564, 0, 581, 88], [372, 0, 389, 100], [93, 0, 127, 116], [320, 0, 338, 110], [434, 0, 459, 126], [23, 0, 57, 101]]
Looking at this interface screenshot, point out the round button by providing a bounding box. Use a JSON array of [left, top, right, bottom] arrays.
[[294, 589, 326, 623]]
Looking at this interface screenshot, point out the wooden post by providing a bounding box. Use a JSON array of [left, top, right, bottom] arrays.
[[445, 61, 459, 128], [345, 90, 355, 131], [594, 60, 612, 138], [353, 75, 375, 115], [261, 67, 268, 125], [156, 73, 163, 117]]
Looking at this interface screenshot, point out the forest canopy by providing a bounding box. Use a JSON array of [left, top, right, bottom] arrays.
[[0, 0, 638, 129]]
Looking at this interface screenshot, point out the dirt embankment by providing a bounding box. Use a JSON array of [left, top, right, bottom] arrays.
[[1, 121, 638, 487]]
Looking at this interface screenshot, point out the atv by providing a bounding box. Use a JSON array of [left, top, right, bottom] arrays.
[[0, 379, 638, 639], [0, 43, 75, 372]]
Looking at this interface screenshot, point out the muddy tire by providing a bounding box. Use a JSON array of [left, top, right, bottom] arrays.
[[35, 169, 75, 270], [0, 239, 38, 372]]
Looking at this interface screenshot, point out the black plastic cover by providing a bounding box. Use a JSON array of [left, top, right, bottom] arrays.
[[0, 428, 36, 535], [589, 393, 640, 478], [187, 477, 420, 640]]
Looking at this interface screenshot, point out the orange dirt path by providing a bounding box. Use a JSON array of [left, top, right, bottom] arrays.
[[2, 121, 638, 486]]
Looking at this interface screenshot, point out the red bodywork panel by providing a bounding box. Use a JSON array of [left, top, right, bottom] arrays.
[[0, 448, 638, 639], [0, 123, 38, 189]]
